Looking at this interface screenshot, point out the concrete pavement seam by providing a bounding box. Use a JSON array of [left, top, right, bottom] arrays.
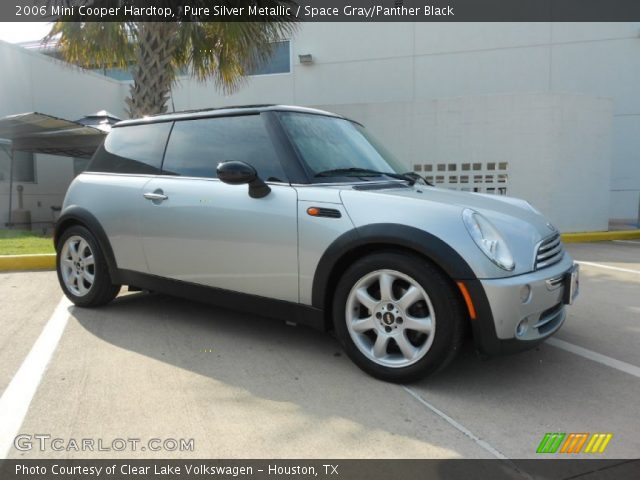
[[401, 386, 508, 460], [401, 386, 536, 477]]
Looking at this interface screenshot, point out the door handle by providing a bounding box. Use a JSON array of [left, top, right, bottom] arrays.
[[143, 190, 168, 202]]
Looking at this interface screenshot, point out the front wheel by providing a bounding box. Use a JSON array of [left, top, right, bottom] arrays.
[[333, 252, 466, 383], [56, 225, 120, 307]]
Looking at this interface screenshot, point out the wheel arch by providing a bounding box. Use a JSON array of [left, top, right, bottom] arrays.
[[54, 207, 119, 281], [311, 224, 480, 331]]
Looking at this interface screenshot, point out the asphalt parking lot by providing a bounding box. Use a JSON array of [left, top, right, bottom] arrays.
[[1, 241, 639, 460]]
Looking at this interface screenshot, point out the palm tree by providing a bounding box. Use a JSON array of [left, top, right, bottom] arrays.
[[46, 2, 297, 118]]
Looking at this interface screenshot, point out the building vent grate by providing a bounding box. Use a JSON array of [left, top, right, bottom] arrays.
[[414, 161, 509, 195]]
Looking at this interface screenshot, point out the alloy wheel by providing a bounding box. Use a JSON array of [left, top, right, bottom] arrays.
[[345, 269, 436, 368], [60, 235, 95, 297]]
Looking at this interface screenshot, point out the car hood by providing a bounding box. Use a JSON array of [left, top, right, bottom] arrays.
[[338, 183, 559, 277], [370, 185, 551, 231]]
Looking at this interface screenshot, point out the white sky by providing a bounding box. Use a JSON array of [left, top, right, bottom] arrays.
[[0, 23, 52, 43]]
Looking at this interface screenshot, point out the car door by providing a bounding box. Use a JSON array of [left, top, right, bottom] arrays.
[[138, 114, 299, 303], [80, 121, 174, 274]]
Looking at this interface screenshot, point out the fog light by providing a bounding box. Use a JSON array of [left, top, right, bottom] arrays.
[[520, 284, 531, 303], [516, 318, 529, 337]]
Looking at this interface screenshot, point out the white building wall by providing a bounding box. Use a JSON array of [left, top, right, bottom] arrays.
[[1, 23, 638, 230], [171, 22, 640, 224], [0, 40, 128, 227], [0, 40, 127, 121], [318, 94, 613, 232]]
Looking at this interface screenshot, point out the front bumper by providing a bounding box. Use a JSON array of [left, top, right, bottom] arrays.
[[465, 253, 575, 355]]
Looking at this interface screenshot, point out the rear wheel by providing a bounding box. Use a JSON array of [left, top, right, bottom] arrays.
[[333, 251, 465, 382], [56, 225, 120, 307]]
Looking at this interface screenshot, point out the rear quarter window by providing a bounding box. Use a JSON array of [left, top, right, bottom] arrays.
[[87, 122, 172, 174]]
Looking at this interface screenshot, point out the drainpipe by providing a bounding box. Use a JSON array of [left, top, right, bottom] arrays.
[[7, 145, 14, 228]]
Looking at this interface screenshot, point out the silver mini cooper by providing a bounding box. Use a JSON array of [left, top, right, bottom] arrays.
[[55, 105, 579, 382]]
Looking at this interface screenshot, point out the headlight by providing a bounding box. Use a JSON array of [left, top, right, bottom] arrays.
[[462, 209, 515, 271]]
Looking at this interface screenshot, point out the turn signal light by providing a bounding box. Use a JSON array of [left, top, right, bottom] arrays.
[[456, 281, 477, 320]]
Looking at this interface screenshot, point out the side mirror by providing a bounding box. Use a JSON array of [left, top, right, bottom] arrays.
[[217, 161, 271, 199]]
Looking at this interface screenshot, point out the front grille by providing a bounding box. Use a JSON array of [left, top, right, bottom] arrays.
[[535, 233, 564, 270]]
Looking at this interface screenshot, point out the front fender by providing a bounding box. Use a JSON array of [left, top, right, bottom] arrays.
[[311, 223, 501, 354], [311, 223, 478, 310]]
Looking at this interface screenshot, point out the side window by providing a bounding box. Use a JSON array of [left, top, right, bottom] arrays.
[[88, 122, 172, 174], [246, 40, 291, 75], [162, 115, 286, 182]]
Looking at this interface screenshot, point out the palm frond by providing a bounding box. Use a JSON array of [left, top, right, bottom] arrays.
[[46, 22, 134, 70], [45, 0, 299, 114], [175, 20, 296, 93]]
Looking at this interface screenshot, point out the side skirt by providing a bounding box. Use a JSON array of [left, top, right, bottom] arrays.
[[116, 269, 326, 331]]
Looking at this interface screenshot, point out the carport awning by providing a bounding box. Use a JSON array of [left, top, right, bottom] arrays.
[[0, 112, 109, 158]]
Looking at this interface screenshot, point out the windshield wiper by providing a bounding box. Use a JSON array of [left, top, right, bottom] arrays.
[[314, 168, 429, 186], [400, 171, 433, 186], [314, 167, 382, 177]]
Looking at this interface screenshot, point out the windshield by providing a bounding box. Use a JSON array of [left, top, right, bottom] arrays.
[[278, 112, 407, 182]]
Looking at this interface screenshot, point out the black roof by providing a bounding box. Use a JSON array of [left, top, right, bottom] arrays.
[[116, 105, 345, 127]]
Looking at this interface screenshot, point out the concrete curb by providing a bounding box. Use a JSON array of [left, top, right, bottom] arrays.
[[0, 254, 56, 271], [561, 230, 640, 243]]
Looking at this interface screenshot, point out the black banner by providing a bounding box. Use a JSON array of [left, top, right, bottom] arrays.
[[1, 459, 639, 480], [4, 0, 640, 22]]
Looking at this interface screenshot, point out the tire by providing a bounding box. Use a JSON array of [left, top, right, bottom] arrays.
[[333, 251, 466, 383], [56, 225, 120, 307]]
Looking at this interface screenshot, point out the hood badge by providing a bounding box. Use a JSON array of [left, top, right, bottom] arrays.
[[546, 222, 557, 232]]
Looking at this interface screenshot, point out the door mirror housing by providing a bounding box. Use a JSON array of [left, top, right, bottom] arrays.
[[217, 160, 257, 185], [217, 161, 271, 198]]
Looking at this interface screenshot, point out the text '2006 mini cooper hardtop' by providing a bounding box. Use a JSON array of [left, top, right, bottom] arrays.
[[55, 105, 579, 382]]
